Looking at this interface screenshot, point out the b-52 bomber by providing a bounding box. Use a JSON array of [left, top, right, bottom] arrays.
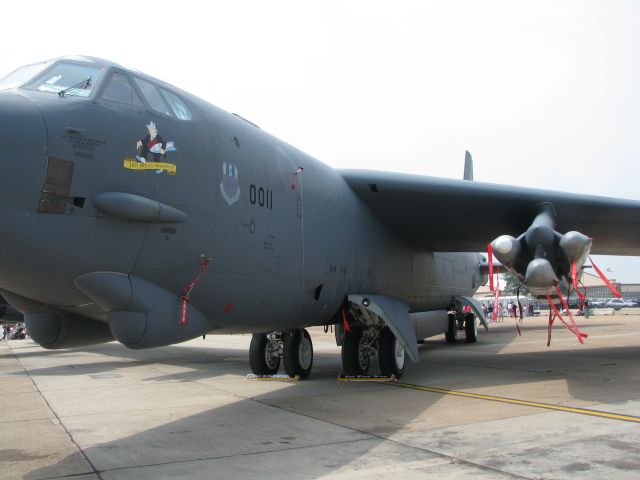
[[1, 56, 639, 379]]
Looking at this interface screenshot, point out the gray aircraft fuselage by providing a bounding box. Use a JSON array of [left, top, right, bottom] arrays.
[[0, 57, 481, 350]]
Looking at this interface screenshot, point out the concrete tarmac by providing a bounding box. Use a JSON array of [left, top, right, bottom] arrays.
[[1, 314, 640, 479]]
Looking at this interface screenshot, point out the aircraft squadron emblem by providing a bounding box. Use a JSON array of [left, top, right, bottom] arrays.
[[220, 162, 240, 205], [123, 121, 178, 175]]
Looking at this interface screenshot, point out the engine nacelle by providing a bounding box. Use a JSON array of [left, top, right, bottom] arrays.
[[25, 312, 114, 349], [75, 272, 214, 349], [490, 208, 592, 296], [0, 293, 23, 322]]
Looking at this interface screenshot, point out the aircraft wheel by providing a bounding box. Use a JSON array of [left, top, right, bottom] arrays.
[[378, 327, 405, 378], [283, 329, 313, 379], [445, 314, 457, 343], [249, 333, 280, 375], [341, 326, 370, 376], [464, 313, 478, 343]]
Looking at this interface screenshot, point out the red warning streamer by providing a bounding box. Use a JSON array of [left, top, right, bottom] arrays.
[[545, 286, 588, 346], [570, 259, 586, 302], [589, 256, 622, 299], [180, 257, 211, 326], [341, 307, 351, 333], [554, 284, 587, 343]]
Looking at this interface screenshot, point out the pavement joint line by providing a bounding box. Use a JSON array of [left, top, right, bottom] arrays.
[[7, 343, 105, 480], [0, 416, 55, 425], [88, 437, 374, 475], [385, 382, 640, 423]]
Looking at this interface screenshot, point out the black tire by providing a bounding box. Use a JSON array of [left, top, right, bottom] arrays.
[[378, 327, 405, 378], [283, 329, 313, 379], [249, 333, 280, 375], [445, 315, 457, 343], [341, 326, 370, 376], [464, 313, 477, 343]]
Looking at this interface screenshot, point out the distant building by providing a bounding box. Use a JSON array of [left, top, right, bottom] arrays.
[[573, 272, 621, 301], [474, 271, 639, 301]]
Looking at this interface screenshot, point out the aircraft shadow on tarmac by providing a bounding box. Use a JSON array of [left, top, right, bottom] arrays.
[[8, 323, 639, 479]]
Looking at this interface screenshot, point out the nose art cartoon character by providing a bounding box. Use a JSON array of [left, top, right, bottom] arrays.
[[135, 121, 176, 173]]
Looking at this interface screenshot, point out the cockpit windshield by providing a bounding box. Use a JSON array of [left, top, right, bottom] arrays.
[[23, 62, 104, 97], [0, 61, 52, 91]]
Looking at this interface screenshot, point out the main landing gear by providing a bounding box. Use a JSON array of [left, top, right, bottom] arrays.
[[249, 328, 313, 379], [445, 311, 477, 344], [341, 325, 406, 378], [340, 302, 407, 379]]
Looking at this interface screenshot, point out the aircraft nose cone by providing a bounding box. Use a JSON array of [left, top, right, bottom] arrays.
[[0, 92, 47, 289], [0, 92, 47, 210]]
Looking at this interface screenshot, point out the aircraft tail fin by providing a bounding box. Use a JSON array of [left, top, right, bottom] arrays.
[[463, 150, 473, 181]]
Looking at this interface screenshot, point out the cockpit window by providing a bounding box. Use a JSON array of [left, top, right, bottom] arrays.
[[24, 62, 103, 97], [102, 73, 143, 106], [161, 89, 193, 120], [133, 77, 193, 120], [133, 78, 172, 115], [0, 61, 53, 91]]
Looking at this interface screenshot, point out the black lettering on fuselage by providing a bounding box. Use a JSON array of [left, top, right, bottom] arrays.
[[249, 184, 273, 210]]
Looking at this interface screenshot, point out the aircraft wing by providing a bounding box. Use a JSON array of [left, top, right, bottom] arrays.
[[340, 169, 640, 255]]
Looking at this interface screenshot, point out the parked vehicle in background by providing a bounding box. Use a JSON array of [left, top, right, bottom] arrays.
[[589, 299, 606, 308], [604, 298, 637, 310]]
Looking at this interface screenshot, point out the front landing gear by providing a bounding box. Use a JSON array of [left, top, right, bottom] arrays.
[[283, 329, 313, 379], [249, 332, 281, 375], [249, 329, 314, 379]]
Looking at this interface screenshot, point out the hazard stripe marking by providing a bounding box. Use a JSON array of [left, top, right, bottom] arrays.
[[384, 382, 640, 424]]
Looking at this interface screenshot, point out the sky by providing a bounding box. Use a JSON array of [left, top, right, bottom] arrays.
[[2, 0, 639, 281]]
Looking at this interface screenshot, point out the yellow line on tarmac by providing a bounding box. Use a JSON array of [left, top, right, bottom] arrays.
[[386, 382, 640, 424]]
